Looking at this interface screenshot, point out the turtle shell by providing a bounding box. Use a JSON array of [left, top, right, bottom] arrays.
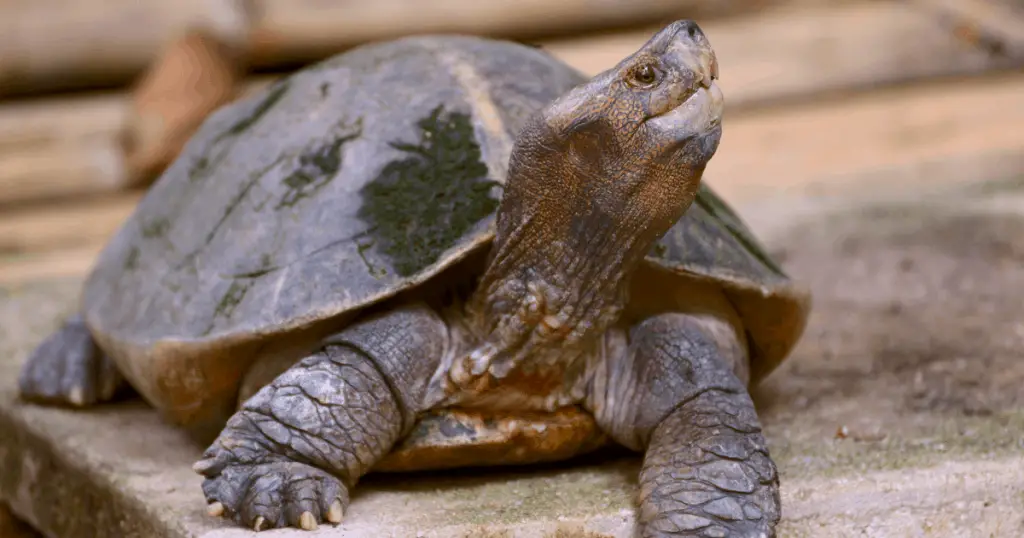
[[82, 34, 807, 429], [646, 183, 811, 383]]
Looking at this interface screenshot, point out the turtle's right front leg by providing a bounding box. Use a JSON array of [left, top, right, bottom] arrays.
[[194, 303, 446, 531]]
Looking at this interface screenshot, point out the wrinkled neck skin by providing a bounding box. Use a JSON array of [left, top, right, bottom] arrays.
[[458, 117, 704, 407], [468, 185, 648, 365]]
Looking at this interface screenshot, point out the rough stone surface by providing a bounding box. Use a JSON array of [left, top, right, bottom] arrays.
[[2, 175, 1024, 537]]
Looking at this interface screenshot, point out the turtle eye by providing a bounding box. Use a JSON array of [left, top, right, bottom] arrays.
[[629, 63, 660, 88]]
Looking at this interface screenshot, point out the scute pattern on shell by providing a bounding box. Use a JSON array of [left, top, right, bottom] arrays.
[[84, 36, 583, 351]]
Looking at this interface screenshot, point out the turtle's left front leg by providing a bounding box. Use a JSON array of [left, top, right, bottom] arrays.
[[588, 313, 780, 538], [194, 303, 445, 531]]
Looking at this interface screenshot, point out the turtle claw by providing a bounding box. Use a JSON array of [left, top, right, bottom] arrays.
[[327, 500, 344, 523], [446, 344, 501, 392], [207, 502, 224, 517], [299, 511, 318, 531], [198, 460, 349, 531]]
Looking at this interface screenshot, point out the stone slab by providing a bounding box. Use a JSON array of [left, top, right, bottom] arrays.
[[3, 174, 1024, 537]]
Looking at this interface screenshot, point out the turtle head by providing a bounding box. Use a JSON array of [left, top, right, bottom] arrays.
[[470, 22, 724, 373], [501, 20, 723, 252]]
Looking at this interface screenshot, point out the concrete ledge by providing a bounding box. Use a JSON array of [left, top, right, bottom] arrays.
[[3, 177, 1024, 537]]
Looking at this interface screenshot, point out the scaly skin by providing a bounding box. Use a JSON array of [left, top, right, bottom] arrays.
[[20, 19, 783, 536], [589, 313, 779, 537], [18, 315, 125, 407], [197, 19, 745, 533], [640, 392, 779, 538], [195, 303, 446, 530], [195, 346, 394, 530]]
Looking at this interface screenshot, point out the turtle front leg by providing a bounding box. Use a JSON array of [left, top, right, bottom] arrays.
[[194, 303, 446, 531], [588, 313, 780, 538]]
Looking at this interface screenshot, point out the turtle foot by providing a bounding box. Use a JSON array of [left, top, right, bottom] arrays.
[[198, 459, 348, 531], [18, 314, 124, 407]]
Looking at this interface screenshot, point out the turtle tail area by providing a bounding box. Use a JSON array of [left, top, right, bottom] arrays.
[[18, 314, 126, 408]]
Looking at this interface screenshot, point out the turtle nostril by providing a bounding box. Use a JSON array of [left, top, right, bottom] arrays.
[[681, 20, 702, 39]]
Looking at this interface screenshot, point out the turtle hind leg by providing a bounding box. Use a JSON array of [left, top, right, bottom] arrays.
[[18, 314, 126, 407]]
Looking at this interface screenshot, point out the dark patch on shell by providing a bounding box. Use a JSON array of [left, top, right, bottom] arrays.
[[275, 119, 363, 210], [122, 246, 140, 271], [188, 81, 291, 183], [219, 81, 290, 142], [356, 104, 499, 277], [141, 218, 170, 239], [176, 155, 288, 273], [205, 279, 254, 334]]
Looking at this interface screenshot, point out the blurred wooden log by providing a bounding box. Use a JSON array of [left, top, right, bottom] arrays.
[[3, 0, 1019, 97], [2, 0, 1021, 207], [0, 245, 102, 287], [245, 0, 820, 66], [0, 0, 829, 97], [704, 73, 1024, 205], [2, 73, 1021, 286], [0, 93, 127, 153], [124, 28, 245, 186], [543, 1, 1024, 108], [0, 194, 140, 256], [913, 0, 1024, 58], [0, 141, 129, 206], [0, 0, 253, 97]]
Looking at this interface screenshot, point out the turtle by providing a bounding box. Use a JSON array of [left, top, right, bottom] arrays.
[[18, 20, 810, 537]]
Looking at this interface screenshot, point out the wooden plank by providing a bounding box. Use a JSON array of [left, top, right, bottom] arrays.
[[0, 93, 127, 153], [2, 74, 1021, 286], [1, 1, 1019, 206], [0, 0, 832, 96], [125, 28, 244, 186], [0, 245, 101, 287], [0, 141, 128, 206], [0, 194, 139, 255], [0, 77, 271, 207], [703, 73, 1024, 204], [913, 0, 1024, 57], [542, 1, 1024, 108], [246, 0, 823, 66], [0, 0, 251, 96]]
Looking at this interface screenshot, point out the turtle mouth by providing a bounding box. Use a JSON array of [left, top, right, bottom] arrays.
[[646, 82, 722, 137]]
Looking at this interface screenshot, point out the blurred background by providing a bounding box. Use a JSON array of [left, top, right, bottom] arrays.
[[0, 0, 1020, 287], [0, 1, 1021, 536]]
